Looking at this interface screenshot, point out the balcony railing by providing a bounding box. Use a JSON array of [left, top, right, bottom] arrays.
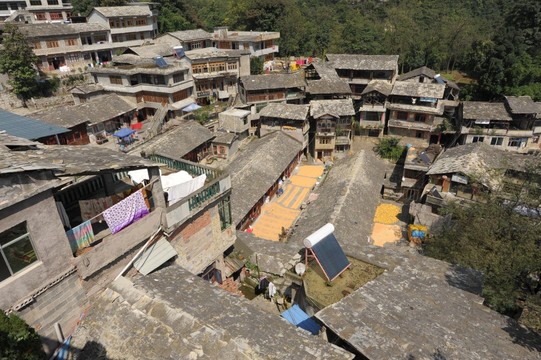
[[252, 45, 279, 57]]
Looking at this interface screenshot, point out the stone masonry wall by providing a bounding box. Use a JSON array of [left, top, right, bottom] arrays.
[[17, 271, 87, 355]]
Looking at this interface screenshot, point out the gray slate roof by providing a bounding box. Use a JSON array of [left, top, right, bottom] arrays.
[[259, 103, 310, 121], [92, 5, 152, 17], [462, 101, 512, 121], [123, 43, 174, 59], [241, 73, 306, 91], [310, 99, 355, 118], [69, 83, 104, 95], [212, 132, 237, 145], [29, 94, 136, 128], [185, 47, 249, 60], [361, 79, 393, 96], [166, 29, 212, 42], [326, 54, 399, 71], [228, 131, 302, 226], [66, 269, 353, 360], [0, 110, 70, 140], [306, 79, 352, 95], [427, 143, 511, 188], [14, 23, 108, 38], [399, 66, 436, 80], [315, 244, 541, 360], [142, 121, 215, 160], [505, 96, 540, 114], [391, 81, 445, 98]]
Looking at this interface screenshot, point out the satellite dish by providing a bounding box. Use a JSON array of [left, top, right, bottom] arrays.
[[295, 263, 306, 276]]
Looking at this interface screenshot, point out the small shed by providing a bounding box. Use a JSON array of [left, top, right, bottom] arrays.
[[212, 132, 238, 159]]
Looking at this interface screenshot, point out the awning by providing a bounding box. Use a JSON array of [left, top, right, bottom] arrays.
[[281, 305, 321, 335], [182, 103, 202, 112], [113, 128, 136, 138], [170, 97, 196, 111]]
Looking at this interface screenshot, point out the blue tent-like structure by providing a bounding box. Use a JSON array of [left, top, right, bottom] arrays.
[[281, 305, 321, 335], [182, 103, 201, 112], [113, 128, 136, 138]]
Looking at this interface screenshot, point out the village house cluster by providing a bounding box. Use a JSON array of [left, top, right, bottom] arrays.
[[0, 4, 540, 359]]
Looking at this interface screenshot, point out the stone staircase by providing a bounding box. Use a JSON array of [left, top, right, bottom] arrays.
[[145, 105, 168, 139]]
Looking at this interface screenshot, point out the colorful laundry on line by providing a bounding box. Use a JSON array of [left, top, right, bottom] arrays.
[[79, 196, 114, 222], [102, 189, 149, 234], [66, 220, 94, 253]]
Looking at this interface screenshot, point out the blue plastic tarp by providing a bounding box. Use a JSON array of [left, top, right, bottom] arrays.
[[182, 103, 202, 112], [113, 128, 136, 138], [281, 305, 321, 335]]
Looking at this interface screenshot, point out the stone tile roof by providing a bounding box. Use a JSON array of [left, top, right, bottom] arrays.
[[228, 131, 302, 226], [361, 79, 393, 96], [310, 61, 340, 79], [123, 43, 174, 59], [306, 79, 352, 95], [166, 29, 212, 42], [92, 5, 152, 18], [185, 47, 249, 60], [29, 94, 136, 128], [309, 99, 355, 118], [0, 110, 70, 140], [427, 142, 511, 188], [213, 29, 280, 42], [0, 131, 41, 150], [399, 66, 436, 80], [259, 103, 310, 121], [66, 270, 353, 360], [316, 242, 541, 360], [11, 23, 107, 38], [241, 73, 306, 91], [212, 132, 237, 144], [90, 61, 190, 75], [391, 81, 445, 98], [462, 101, 512, 121], [141, 121, 215, 160], [505, 96, 540, 114], [326, 54, 399, 71], [69, 83, 104, 95]]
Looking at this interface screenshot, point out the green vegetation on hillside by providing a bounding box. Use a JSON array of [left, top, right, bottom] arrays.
[[150, 0, 540, 101]]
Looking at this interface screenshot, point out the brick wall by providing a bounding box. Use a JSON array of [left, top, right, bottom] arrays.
[[17, 271, 87, 355]]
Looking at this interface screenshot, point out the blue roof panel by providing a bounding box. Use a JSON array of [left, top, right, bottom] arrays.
[[281, 305, 321, 335], [0, 110, 70, 140]]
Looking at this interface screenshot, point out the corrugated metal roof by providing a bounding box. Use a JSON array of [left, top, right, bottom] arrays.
[[281, 304, 321, 335], [0, 110, 70, 140], [134, 238, 177, 276]]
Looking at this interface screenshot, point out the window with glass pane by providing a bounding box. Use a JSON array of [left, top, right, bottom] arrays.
[[0, 222, 38, 282], [218, 197, 231, 231]]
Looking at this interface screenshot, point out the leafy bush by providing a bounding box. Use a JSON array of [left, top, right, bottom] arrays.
[[62, 74, 85, 88], [0, 310, 45, 360], [373, 138, 405, 162]]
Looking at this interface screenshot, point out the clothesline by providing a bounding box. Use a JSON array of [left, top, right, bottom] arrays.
[[78, 177, 159, 225]]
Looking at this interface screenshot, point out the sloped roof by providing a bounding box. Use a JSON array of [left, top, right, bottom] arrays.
[[185, 47, 249, 60], [259, 103, 310, 121], [326, 54, 399, 71], [315, 243, 541, 360], [142, 121, 215, 160], [213, 132, 237, 145], [462, 101, 512, 121], [361, 79, 393, 96], [167, 29, 213, 42], [69, 83, 104, 95], [228, 131, 302, 226], [241, 73, 306, 91], [66, 269, 353, 360], [427, 143, 511, 188], [505, 96, 540, 114], [29, 94, 136, 128], [0, 110, 70, 140], [309, 61, 340, 79], [123, 43, 174, 59], [91, 5, 151, 17], [391, 81, 445, 98], [306, 79, 352, 95], [399, 66, 436, 80], [310, 99, 355, 118]]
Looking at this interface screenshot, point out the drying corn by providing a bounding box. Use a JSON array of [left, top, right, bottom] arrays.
[[373, 203, 401, 224]]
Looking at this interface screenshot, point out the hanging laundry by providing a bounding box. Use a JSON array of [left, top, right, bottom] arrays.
[[308, 57, 313, 63], [102, 189, 149, 234], [79, 196, 114, 222], [296, 59, 303, 66], [168, 174, 206, 206], [268, 282, 277, 298], [66, 220, 94, 253], [56, 202, 70, 229]]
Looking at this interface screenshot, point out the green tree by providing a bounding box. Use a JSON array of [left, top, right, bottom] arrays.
[[424, 166, 541, 315], [70, 0, 98, 16], [250, 56, 264, 75], [0, 311, 45, 360], [0, 24, 39, 104], [373, 137, 404, 162]]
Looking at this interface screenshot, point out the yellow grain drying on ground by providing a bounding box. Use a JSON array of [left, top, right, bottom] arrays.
[[373, 203, 401, 224]]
